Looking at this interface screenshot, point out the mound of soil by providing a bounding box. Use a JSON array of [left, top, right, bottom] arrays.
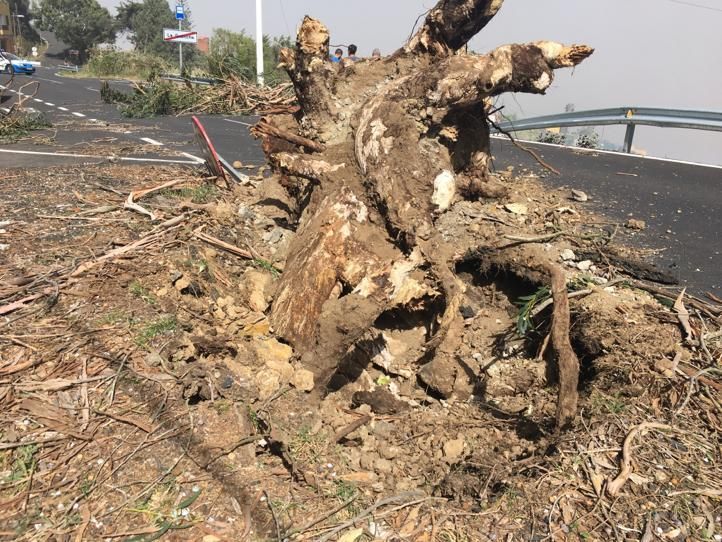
[[0, 163, 720, 541]]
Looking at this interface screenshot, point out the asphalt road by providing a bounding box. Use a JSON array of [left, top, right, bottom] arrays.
[[0, 68, 265, 168], [489, 137, 721, 295], [1, 68, 720, 294]]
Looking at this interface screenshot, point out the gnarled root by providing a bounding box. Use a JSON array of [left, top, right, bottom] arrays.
[[547, 264, 580, 429]]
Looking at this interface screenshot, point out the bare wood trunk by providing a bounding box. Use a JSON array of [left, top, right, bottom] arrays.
[[259, 0, 593, 426]]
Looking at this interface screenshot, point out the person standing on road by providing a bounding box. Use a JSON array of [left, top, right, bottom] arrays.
[[348, 44, 360, 61], [330, 48, 343, 63]]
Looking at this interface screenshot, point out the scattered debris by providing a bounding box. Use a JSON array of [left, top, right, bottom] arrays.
[[1, 2, 720, 540]]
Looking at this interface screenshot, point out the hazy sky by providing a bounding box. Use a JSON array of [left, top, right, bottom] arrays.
[[99, 0, 722, 164]]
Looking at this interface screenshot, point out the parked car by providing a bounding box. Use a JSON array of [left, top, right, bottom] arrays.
[[0, 52, 36, 75]]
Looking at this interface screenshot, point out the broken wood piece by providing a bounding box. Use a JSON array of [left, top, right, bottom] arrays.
[[130, 178, 187, 201], [37, 214, 125, 222], [122, 179, 190, 221], [655, 356, 722, 392], [269, 152, 346, 182], [607, 422, 672, 497], [251, 118, 326, 153], [123, 193, 156, 221], [673, 288, 695, 342], [0, 293, 44, 316], [334, 414, 372, 443], [193, 227, 253, 260], [503, 232, 565, 245]]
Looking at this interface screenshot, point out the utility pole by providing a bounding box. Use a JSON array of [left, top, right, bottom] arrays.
[[255, 0, 264, 86]]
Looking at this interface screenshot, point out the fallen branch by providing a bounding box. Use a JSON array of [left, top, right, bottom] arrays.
[[626, 280, 721, 319], [334, 414, 372, 443], [0, 293, 44, 316], [607, 422, 672, 497], [123, 179, 189, 221], [316, 491, 426, 542], [655, 357, 722, 392], [285, 495, 359, 539], [124, 193, 156, 221], [131, 178, 187, 200], [503, 232, 565, 245], [193, 227, 253, 260]]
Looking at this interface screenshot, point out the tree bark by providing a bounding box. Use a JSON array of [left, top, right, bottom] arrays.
[[260, 0, 593, 428]]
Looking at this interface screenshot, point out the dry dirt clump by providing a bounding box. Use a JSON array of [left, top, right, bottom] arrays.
[[0, 161, 720, 541]]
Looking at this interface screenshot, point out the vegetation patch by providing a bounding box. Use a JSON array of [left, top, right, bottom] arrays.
[[135, 315, 178, 347], [86, 49, 169, 80], [0, 111, 52, 143]]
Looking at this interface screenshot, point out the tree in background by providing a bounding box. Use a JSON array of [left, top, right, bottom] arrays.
[[35, 0, 115, 61], [207, 28, 291, 82], [116, 0, 196, 68], [10, 1, 40, 49]]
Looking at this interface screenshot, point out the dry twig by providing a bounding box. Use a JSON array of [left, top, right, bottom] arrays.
[[606, 422, 672, 497]]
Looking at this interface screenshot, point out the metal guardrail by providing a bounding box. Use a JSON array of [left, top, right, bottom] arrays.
[[57, 65, 79, 73], [494, 107, 722, 153]]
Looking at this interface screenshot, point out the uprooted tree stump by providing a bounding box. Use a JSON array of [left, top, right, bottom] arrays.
[[254, 0, 594, 430]]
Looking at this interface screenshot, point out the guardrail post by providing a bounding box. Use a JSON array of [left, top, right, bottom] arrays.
[[623, 123, 636, 153]]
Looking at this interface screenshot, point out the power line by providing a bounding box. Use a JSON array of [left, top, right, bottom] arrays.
[[278, 0, 291, 37], [664, 0, 722, 13]]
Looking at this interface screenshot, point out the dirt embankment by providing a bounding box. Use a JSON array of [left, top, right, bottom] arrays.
[[0, 163, 720, 541]]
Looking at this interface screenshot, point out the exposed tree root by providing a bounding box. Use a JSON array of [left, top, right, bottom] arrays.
[[547, 265, 580, 430], [256, 0, 594, 427]]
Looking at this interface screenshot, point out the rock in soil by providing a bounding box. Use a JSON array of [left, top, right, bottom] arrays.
[[240, 269, 272, 312], [571, 189, 589, 202], [443, 437, 466, 463], [255, 368, 281, 400], [625, 218, 647, 230], [351, 388, 408, 415], [291, 368, 315, 392]]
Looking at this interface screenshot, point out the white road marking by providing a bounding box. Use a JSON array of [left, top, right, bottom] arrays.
[[181, 152, 205, 163], [0, 148, 200, 165], [72, 112, 86, 118], [31, 75, 64, 85], [57, 107, 69, 111], [85, 87, 100, 93], [490, 135, 722, 170], [224, 118, 254, 127], [34, 98, 42, 103], [44, 102, 55, 106], [140, 137, 164, 146]]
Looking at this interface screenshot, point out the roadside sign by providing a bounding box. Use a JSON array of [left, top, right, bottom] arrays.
[[163, 29, 198, 44], [176, 5, 185, 20]]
